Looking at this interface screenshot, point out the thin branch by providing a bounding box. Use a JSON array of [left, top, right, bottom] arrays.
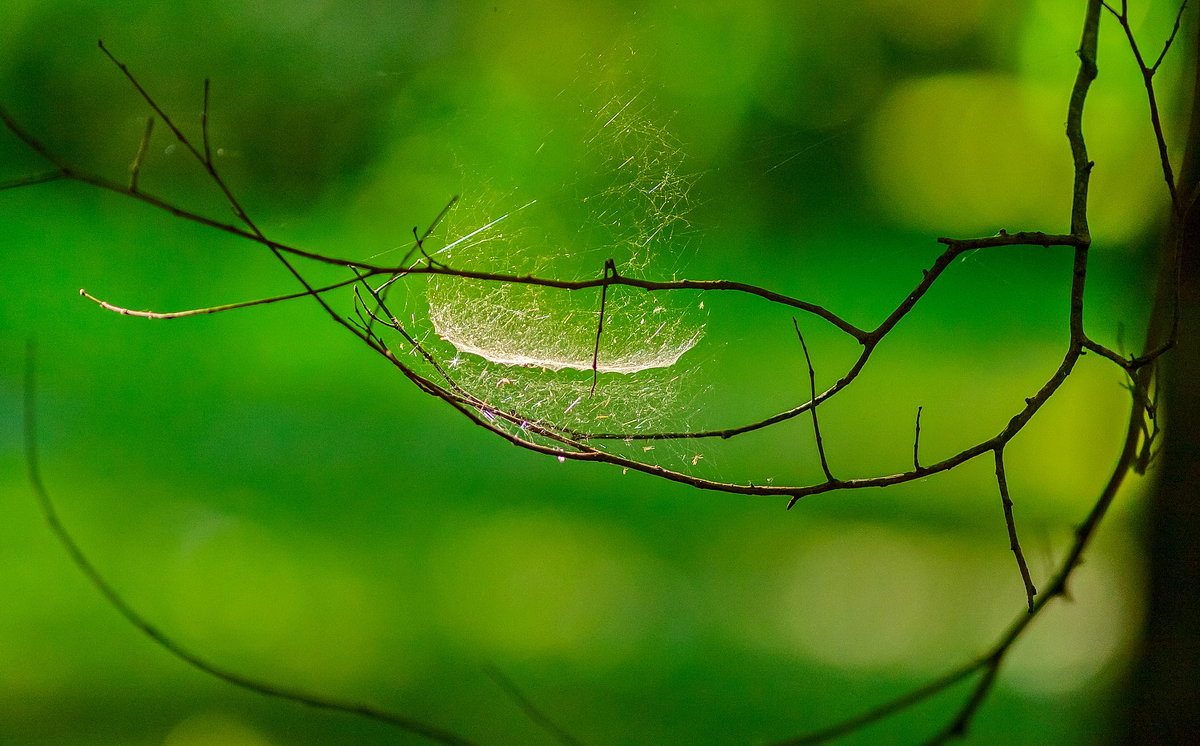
[[768, 664, 982, 745], [79, 281, 359, 319], [402, 195, 461, 266], [994, 448, 1037, 611], [590, 259, 616, 395], [202, 78, 213, 165], [913, 406, 923, 471], [934, 231, 1085, 249], [1102, 1, 1182, 212], [482, 664, 588, 746], [1151, 0, 1190, 72], [129, 116, 154, 192], [793, 318, 835, 483], [22, 342, 474, 746], [0, 170, 65, 191]]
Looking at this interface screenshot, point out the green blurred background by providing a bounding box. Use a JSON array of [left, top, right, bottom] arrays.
[[0, 1, 1188, 744]]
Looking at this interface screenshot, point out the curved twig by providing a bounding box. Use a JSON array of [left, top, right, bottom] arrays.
[[22, 343, 476, 746]]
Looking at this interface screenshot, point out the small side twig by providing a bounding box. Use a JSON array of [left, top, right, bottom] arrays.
[[1101, 0, 1183, 213], [1151, 0, 1190, 72], [0, 170, 65, 191], [913, 406, 923, 471], [590, 258, 616, 395], [201, 78, 213, 165], [793, 318, 835, 483], [994, 448, 1037, 611], [483, 664, 588, 746], [79, 277, 366, 319], [128, 117, 154, 192]]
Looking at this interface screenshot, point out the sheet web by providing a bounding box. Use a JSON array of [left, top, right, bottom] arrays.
[[411, 90, 708, 448]]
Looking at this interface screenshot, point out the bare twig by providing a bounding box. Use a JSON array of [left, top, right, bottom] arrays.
[[128, 116, 154, 192], [1101, 0, 1183, 212], [1151, 0, 1190, 72], [793, 318, 835, 483], [768, 661, 980, 745], [913, 406, 923, 471], [0, 170, 65, 191], [994, 448, 1037, 611], [590, 259, 616, 395], [482, 664, 588, 746], [201, 78, 213, 164], [78, 283, 363, 319]]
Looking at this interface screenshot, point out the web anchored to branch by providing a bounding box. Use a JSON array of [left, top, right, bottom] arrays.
[[1, 0, 1189, 741]]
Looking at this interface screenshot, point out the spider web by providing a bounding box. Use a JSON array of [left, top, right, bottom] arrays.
[[414, 87, 706, 438]]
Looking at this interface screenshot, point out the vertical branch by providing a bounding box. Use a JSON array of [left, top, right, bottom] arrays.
[[590, 259, 616, 395], [913, 406, 924, 471], [201, 78, 213, 165], [793, 318, 835, 483], [128, 117, 154, 192], [1067, 0, 1103, 240], [994, 448, 1037, 611]]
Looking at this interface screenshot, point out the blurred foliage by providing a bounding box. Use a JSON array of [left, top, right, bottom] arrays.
[[0, 1, 1186, 744]]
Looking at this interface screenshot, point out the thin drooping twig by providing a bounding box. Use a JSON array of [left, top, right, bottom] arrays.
[[590, 259, 616, 395], [79, 282, 364, 319], [793, 318, 834, 483], [994, 448, 1037, 612], [482, 665, 589, 746], [22, 343, 475, 746], [0, 170, 64, 191]]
